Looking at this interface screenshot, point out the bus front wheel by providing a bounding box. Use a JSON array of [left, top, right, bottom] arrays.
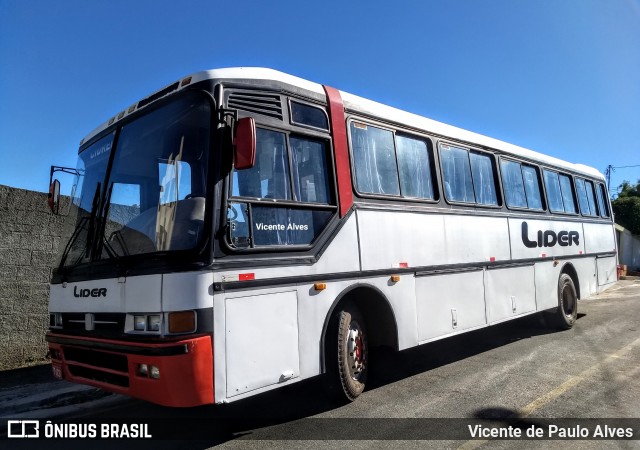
[[546, 273, 578, 330], [325, 305, 368, 402]]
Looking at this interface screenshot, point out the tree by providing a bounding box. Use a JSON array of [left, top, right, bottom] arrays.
[[612, 180, 640, 234], [617, 180, 640, 198]]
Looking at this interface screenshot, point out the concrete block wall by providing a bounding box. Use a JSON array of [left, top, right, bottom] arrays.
[[0, 184, 66, 370], [617, 225, 640, 272]]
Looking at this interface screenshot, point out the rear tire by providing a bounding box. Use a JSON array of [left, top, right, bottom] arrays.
[[325, 305, 368, 402], [546, 273, 578, 330]]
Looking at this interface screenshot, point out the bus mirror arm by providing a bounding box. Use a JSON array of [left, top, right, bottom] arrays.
[[233, 117, 256, 170], [48, 165, 81, 216]]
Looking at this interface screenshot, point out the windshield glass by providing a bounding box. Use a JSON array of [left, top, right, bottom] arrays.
[[57, 133, 114, 268], [57, 92, 211, 271]]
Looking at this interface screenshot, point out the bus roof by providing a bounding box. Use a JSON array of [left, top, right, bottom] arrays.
[[82, 67, 604, 180]]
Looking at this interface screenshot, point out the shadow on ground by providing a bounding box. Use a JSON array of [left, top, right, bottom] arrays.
[[17, 311, 577, 449]]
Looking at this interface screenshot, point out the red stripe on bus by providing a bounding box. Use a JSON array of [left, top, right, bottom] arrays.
[[323, 85, 353, 217], [239, 273, 255, 281]]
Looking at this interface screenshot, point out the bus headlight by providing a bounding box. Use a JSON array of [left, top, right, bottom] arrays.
[[50, 313, 62, 328], [147, 315, 161, 332], [130, 314, 162, 333], [134, 315, 147, 331]]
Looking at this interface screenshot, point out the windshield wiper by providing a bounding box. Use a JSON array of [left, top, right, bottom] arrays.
[[97, 182, 126, 260], [57, 216, 89, 269], [58, 183, 101, 270]]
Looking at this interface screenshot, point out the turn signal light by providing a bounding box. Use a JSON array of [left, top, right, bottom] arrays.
[[168, 311, 196, 334]]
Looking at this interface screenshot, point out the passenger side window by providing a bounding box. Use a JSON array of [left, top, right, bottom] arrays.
[[543, 170, 564, 212], [500, 159, 544, 210], [396, 135, 435, 199], [349, 122, 436, 200], [440, 144, 474, 203], [559, 174, 577, 214], [290, 101, 329, 130], [522, 165, 543, 210], [576, 178, 599, 216], [440, 143, 498, 206], [596, 183, 610, 218], [575, 178, 591, 215], [233, 129, 291, 200], [229, 128, 335, 248], [543, 170, 577, 214], [501, 160, 527, 208], [291, 136, 331, 203], [350, 122, 400, 196], [585, 180, 598, 216], [470, 153, 498, 205]]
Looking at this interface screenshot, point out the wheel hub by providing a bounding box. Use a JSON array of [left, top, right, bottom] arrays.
[[562, 285, 575, 316], [347, 321, 366, 380]]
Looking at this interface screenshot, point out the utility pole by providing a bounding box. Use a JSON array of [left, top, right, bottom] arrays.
[[605, 165, 613, 190], [604, 164, 640, 197]]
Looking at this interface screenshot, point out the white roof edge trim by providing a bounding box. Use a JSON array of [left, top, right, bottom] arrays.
[[79, 67, 603, 180], [339, 91, 604, 180], [80, 67, 325, 146]]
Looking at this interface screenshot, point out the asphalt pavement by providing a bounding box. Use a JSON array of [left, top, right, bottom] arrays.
[[2, 278, 640, 449]]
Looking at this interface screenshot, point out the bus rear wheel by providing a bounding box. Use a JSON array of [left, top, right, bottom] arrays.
[[325, 305, 368, 402], [546, 273, 578, 330]]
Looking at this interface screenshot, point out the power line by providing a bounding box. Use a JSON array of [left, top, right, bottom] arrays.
[[611, 164, 640, 169], [605, 164, 640, 189]]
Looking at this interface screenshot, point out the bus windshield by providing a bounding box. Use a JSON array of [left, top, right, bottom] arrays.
[[57, 92, 211, 270]]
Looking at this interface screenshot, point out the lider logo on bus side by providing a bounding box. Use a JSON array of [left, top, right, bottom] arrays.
[[73, 287, 108, 298], [521, 222, 580, 248]]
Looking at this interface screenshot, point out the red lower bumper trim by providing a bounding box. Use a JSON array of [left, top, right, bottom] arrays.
[[47, 333, 213, 407]]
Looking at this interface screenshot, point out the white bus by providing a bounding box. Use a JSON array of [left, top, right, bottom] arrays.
[[46, 68, 617, 407]]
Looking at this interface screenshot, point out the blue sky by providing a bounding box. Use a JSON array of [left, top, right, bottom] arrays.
[[1, 0, 639, 195]]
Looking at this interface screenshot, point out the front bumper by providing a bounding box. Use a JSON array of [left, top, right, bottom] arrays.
[[46, 332, 213, 407]]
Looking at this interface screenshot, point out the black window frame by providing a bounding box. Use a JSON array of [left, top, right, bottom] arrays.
[[394, 132, 438, 201], [288, 98, 330, 132], [541, 168, 579, 216], [346, 118, 439, 204], [575, 177, 600, 217], [226, 123, 338, 251], [574, 177, 592, 216], [437, 141, 501, 209], [499, 157, 546, 212], [595, 182, 611, 218]]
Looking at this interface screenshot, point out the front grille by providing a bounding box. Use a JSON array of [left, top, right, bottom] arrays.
[[228, 90, 283, 120], [62, 313, 85, 330], [67, 365, 129, 388], [62, 345, 130, 388], [63, 347, 128, 373], [60, 313, 126, 335]]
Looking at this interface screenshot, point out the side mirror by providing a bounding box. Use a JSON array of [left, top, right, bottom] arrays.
[[48, 179, 61, 215], [233, 117, 256, 170]]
